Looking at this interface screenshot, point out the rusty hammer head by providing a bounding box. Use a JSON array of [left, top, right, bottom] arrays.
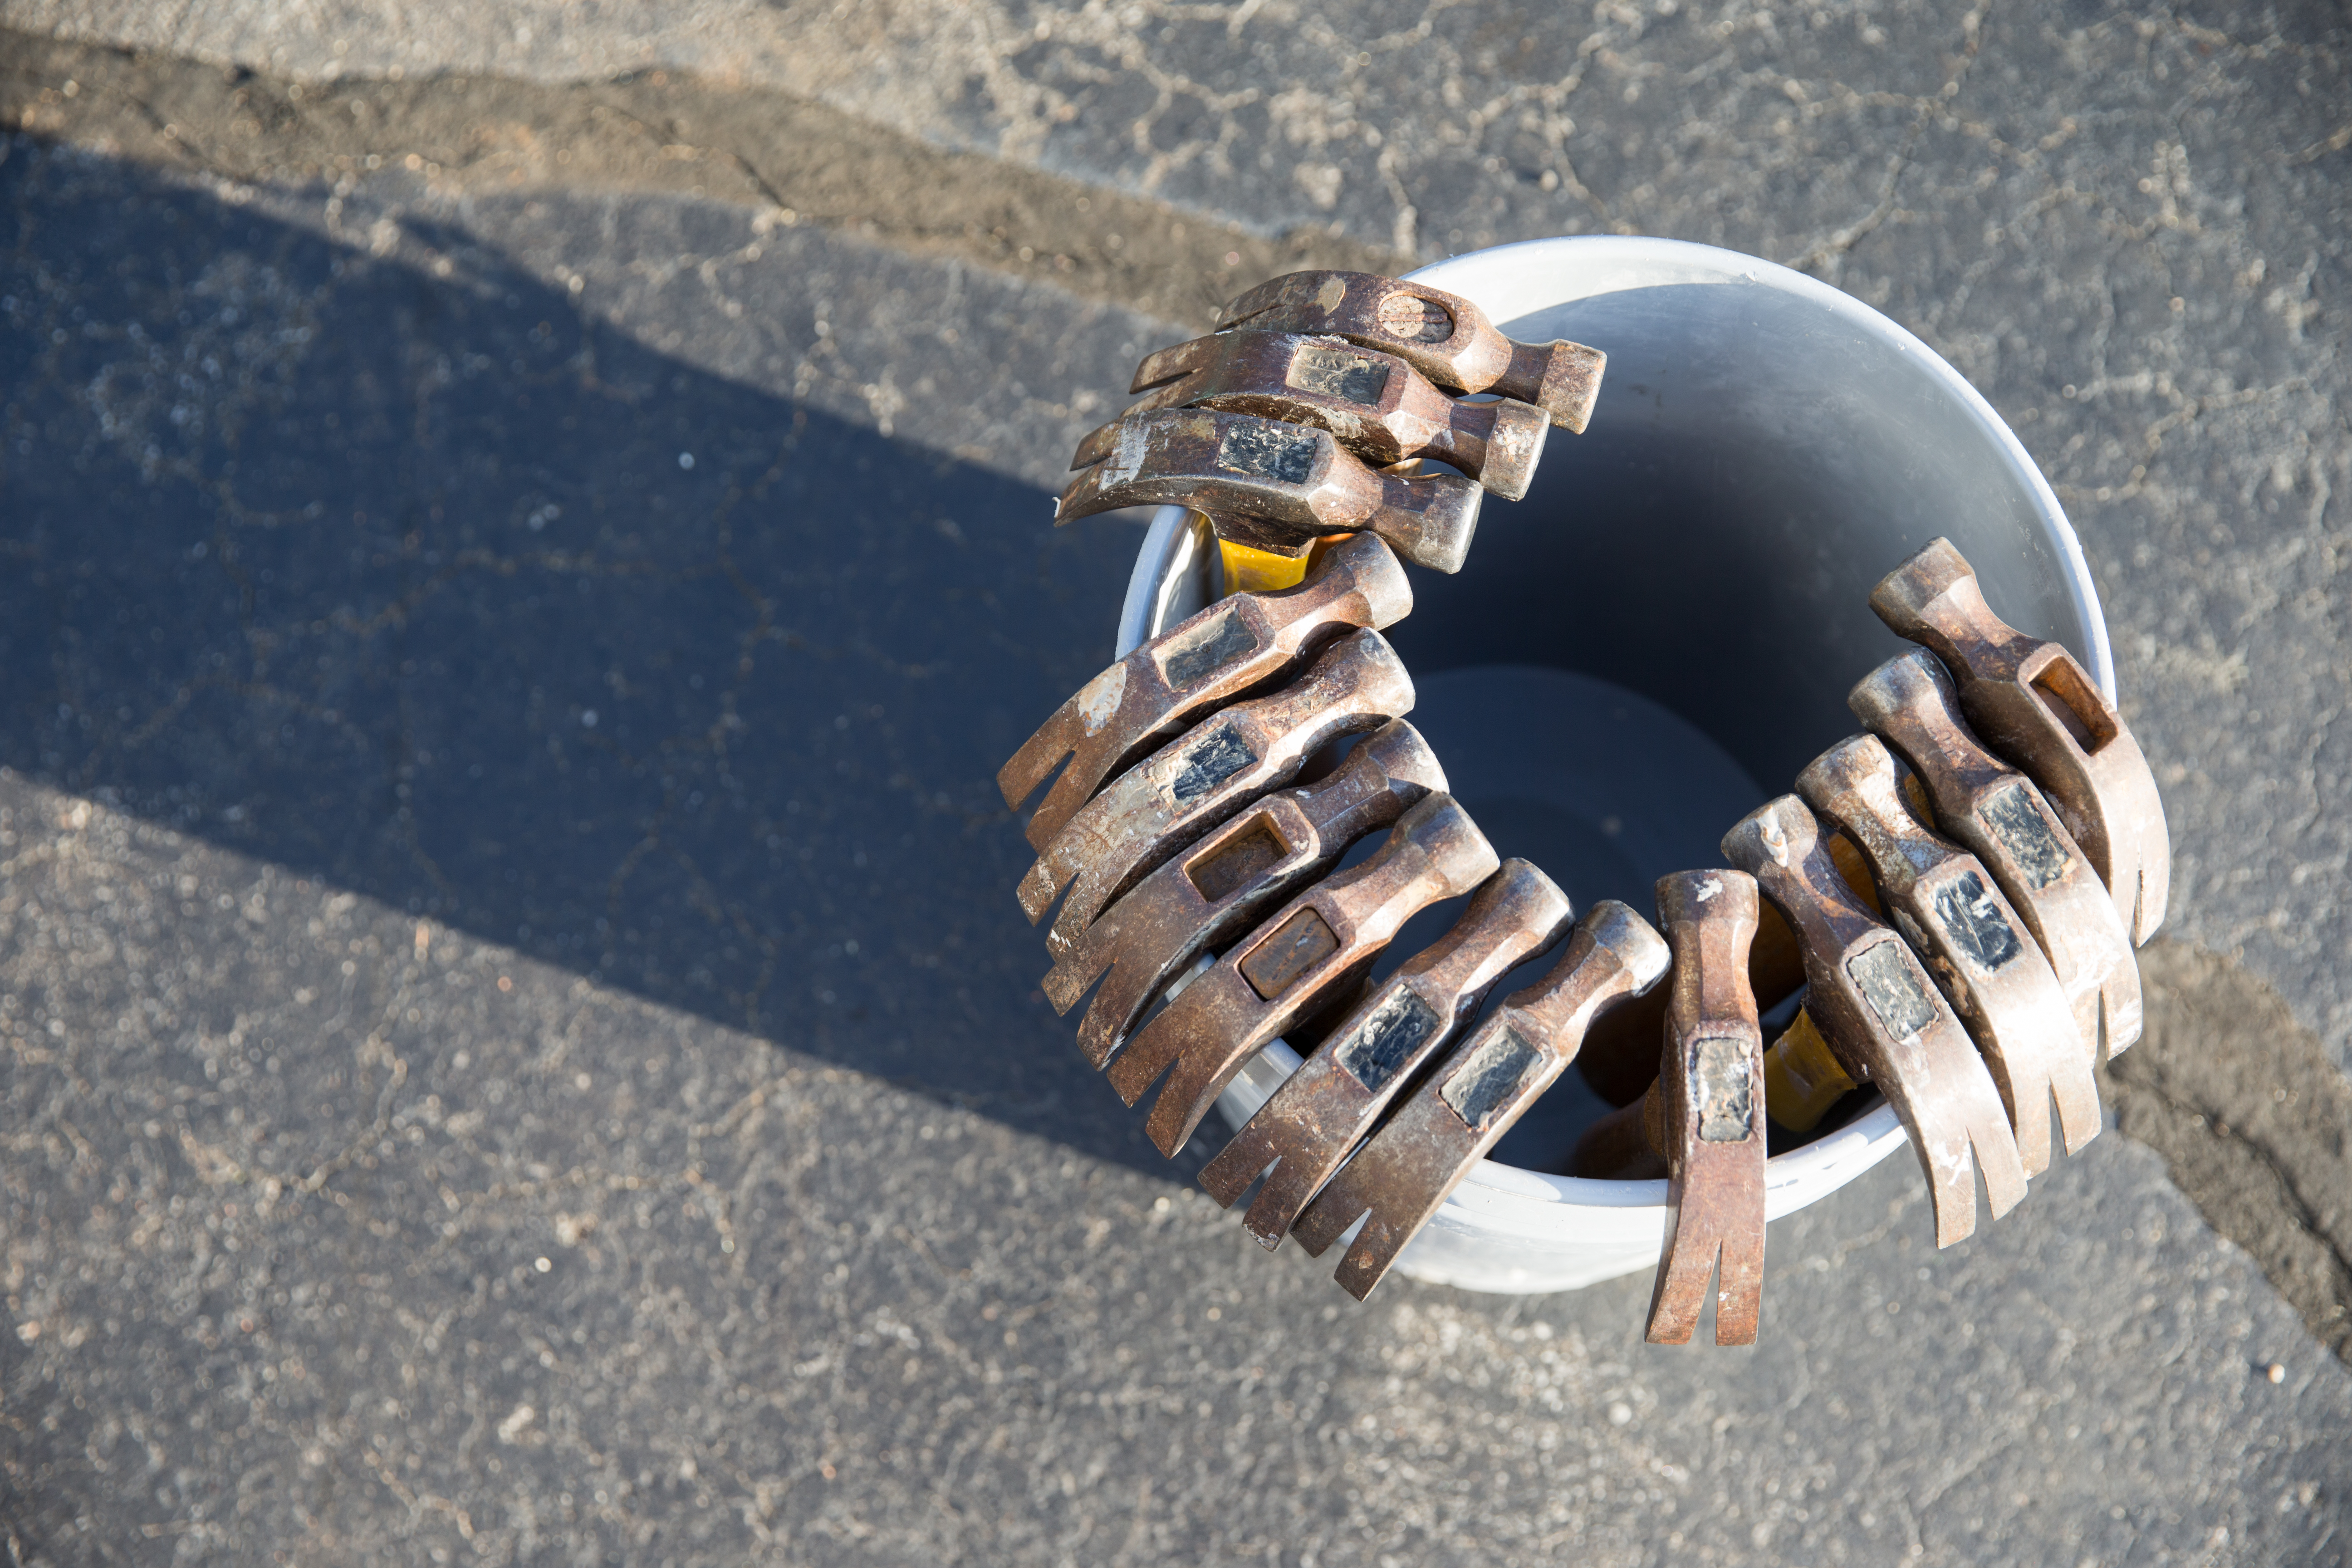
[[1058, 407, 1484, 573], [1217, 270, 1607, 432], [1197, 857, 1573, 1248], [998, 530, 1411, 851], [1288, 900, 1670, 1299], [1046, 719, 1447, 1068], [1722, 795, 2029, 1248], [1074, 331, 1553, 500], [1018, 627, 1414, 954], [1797, 734, 2102, 1175], [1849, 649, 2143, 1062], [1641, 869, 1769, 1345], [1872, 537, 2170, 945], [1104, 790, 1500, 1158]]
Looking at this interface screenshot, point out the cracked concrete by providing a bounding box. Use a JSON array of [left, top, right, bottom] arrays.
[[0, 1, 2350, 1561]]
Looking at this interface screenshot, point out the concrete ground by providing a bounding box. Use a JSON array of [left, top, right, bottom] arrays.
[[0, 2, 2347, 1563]]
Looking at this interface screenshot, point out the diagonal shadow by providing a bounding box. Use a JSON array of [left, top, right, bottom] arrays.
[[0, 144, 1174, 1172]]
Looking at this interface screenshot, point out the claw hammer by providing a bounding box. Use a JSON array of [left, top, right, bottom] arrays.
[[1722, 795, 2029, 1248], [1797, 734, 2102, 1174], [1288, 901, 1670, 1299], [1018, 627, 1414, 953], [1058, 408, 1484, 573], [1873, 537, 2170, 945], [1104, 792, 1499, 1157], [1852, 650, 2143, 1061], [1079, 331, 1553, 500], [1197, 858, 1573, 1245], [999, 531, 1411, 851], [1217, 270, 1607, 431]]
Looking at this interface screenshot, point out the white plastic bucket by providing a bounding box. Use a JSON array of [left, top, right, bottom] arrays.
[[1117, 237, 2113, 1293]]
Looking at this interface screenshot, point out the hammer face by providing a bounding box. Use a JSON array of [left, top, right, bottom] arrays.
[[1287, 900, 1670, 1300], [1797, 734, 2103, 1172], [1723, 796, 2030, 1249], [1871, 536, 2171, 945], [1103, 792, 1499, 1158], [1850, 651, 2144, 1063], [1197, 858, 1573, 1247], [998, 532, 1412, 851], [1092, 331, 1553, 500], [1058, 407, 1484, 573], [1215, 270, 1607, 432], [1019, 627, 1415, 952], [1646, 870, 1767, 1347]]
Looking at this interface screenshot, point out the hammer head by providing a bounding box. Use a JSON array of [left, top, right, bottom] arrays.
[[1093, 330, 1554, 500], [1058, 407, 1485, 573], [1798, 733, 2104, 1175], [1645, 867, 1767, 1347], [998, 530, 1412, 851], [1850, 649, 2145, 1063], [1871, 536, 2170, 946], [1105, 790, 1500, 1158], [1018, 627, 1415, 951], [1286, 898, 1666, 1299], [1724, 793, 2030, 1249], [1197, 857, 1572, 1247], [1047, 717, 1447, 1068], [1215, 270, 1607, 431]]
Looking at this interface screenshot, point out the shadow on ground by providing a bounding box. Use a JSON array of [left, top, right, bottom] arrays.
[[0, 144, 1169, 1170]]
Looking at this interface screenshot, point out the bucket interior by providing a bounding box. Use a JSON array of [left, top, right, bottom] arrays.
[[1347, 264, 2105, 1170]]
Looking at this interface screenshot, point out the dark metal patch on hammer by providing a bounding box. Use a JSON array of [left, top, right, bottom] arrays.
[[1847, 940, 1938, 1040], [1982, 781, 2073, 890], [1932, 869, 2023, 970], [1156, 611, 1261, 691], [1169, 727, 1258, 805], [1336, 989, 1441, 1094], [1440, 1026, 1541, 1132], [1213, 421, 1320, 485], [1690, 1036, 1755, 1142], [1286, 343, 1391, 405], [1240, 908, 1340, 999]]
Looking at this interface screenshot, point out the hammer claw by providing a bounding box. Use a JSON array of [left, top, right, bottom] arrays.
[[1641, 869, 1769, 1347]]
